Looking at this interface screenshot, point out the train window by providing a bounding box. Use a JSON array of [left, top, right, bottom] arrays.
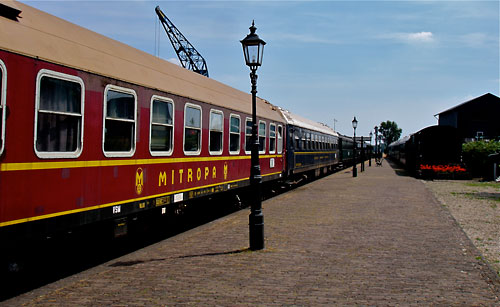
[[35, 70, 84, 158], [301, 135, 306, 150], [307, 133, 311, 150], [229, 114, 240, 154], [209, 109, 223, 155], [150, 96, 174, 156], [277, 125, 283, 154], [259, 121, 266, 153], [269, 123, 276, 154], [184, 104, 202, 155], [103, 85, 136, 157], [245, 118, 252, 154], [294, 130, 300, 149], [0, 60, 5, 156]]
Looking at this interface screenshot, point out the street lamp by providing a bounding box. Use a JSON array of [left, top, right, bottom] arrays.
[[369, 131, 373, 167], [374, 126, 378, 159], [352, 116, 358, 177], [360, 136, 365, 172], [241, 21, 266, 250], [378, 134, 383, 156]]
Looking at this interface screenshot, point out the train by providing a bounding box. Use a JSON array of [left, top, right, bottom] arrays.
[[387, 125, 464, 177], [0, 2, 365, 247]]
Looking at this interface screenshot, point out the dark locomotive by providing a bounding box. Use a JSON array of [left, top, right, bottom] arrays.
[[387, 125, 464, 177]]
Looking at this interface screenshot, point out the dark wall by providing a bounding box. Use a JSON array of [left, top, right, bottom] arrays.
[[438, 93, 500, 140]]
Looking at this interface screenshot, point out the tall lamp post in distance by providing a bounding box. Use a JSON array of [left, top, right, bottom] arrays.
[[241, 21, 266, 250], [369, 131, 373, 167], [352, 117, 358, 177], [374, 126, 378, 160], [378, 134, 383, 158]]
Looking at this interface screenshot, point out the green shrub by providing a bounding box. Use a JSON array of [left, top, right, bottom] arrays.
[[462, 140, 500, 178]]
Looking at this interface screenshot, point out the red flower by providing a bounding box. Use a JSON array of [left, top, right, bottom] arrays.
[[419, 164, 466, 173]]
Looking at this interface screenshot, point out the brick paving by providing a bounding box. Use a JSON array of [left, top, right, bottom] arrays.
[[4, 161, 500, 306]]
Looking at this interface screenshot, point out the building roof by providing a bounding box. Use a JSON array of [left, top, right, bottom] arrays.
[[0, 0, 285, 123], [435, 93, 500, 117]]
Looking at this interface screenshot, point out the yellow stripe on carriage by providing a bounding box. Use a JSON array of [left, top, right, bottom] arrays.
[[0, 171, 283, 227], [0, 154, 283, 172], [294, 151, 337, 155]]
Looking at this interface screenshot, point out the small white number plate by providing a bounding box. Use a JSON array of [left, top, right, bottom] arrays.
[[174, 193, 184, 203]]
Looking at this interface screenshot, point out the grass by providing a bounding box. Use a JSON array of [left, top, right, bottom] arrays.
[[465, 182, 500, 189], [451, 191, 500, 203]]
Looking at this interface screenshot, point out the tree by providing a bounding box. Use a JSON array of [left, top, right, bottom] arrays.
[[379, 120, 402, 147], [462, 140, 500, 178]]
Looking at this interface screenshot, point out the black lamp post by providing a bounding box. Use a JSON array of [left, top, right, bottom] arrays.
[[241, 21, 266, 250], [352, 116, 358, 177], [378, 134, 383, 157], [374, 126, 378, 159], [360, 136, 364, 172], [369, 131, 373, 167]]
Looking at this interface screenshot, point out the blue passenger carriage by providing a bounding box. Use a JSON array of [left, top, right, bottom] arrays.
[[280, 109, 340, 178]]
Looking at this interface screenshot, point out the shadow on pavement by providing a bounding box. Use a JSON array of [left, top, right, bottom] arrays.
[[386, 159, 411, 177]]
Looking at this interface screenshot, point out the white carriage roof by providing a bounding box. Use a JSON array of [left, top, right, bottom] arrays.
[[279, 108, 338, 136], [389, 135, 410, 147], [0, 1, 285, 123]]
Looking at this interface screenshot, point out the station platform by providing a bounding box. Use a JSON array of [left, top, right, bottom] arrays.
[[4, 161, 500, 305]]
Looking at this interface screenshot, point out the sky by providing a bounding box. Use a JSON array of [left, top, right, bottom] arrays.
[[21, 0, 499, 138]]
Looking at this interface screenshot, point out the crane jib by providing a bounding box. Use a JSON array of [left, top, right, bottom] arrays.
[[155, 6, 209, 78]]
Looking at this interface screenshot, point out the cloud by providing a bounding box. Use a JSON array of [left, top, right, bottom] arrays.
[[407, 32, 434, 42], [167, 58, 182, 66], [458, 33, 497, 48], [379, 31, 435, 44], [267, 33, 340, 45]]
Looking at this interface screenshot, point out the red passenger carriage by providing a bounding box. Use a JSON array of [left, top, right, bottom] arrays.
[[0, 2, 286, 243]]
